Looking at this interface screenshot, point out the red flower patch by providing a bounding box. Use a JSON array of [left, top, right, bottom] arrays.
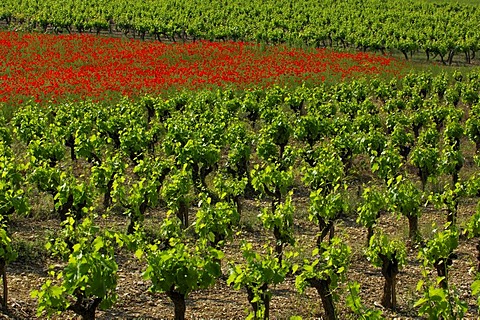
[[0, 31, 403, 105]]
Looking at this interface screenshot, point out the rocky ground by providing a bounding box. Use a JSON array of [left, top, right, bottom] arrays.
[[2, 189, 479, 320]]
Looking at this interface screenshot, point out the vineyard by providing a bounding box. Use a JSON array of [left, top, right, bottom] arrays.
[[1, 0, 480, 320]]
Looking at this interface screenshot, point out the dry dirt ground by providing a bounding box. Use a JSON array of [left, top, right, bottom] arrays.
[[2, 186, 479, 320]]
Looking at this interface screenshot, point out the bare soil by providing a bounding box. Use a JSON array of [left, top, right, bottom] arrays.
[[2, 185, 479, 320]]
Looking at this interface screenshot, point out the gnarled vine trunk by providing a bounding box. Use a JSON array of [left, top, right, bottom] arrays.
[[434, 256, 454, 290], [407, 214, 420, 243], [307, 277, 336, 320], [477, 240, 480, 273], [177, 200, 189, 228], [380, 254, 399, 309], [246, 284, 270, 320], [0, 260, 7, 310], [67, 295, 102, 320], [166, 287, 186, 320]]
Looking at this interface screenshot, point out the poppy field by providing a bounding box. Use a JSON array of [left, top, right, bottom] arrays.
[[0, 31, 402, 105]]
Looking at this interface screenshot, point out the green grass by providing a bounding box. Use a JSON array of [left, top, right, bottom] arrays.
[[12, 238, 48, 266], [403, 60, 480, 76], [382, 46, 480, 78]]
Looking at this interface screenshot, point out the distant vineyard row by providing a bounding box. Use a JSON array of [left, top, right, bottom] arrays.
[[0, 0, 479, 64]]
